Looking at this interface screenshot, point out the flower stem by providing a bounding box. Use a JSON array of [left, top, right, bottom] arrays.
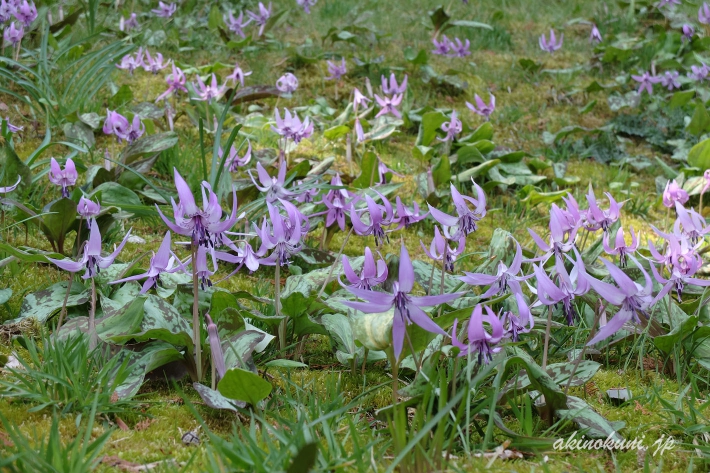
[[89, 277, 97, 350], [318, 227, 353, 298], [57, 273, 73, 331], [700, 190, 705, 216], [542, 305, 553, 370], [192, 245, 202, 382], [276, 264, 287, 352]]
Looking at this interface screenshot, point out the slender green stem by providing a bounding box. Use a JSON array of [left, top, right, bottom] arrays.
[[542, 305, 553, 370], [57, 272, 73, 331], [192, 244, 202, 381], [426, 262, 435, 296], [89, 277, 97, 350], [276, 264, 287, 351], [199, 119, 207, 183], [318, 227, 353, 298]]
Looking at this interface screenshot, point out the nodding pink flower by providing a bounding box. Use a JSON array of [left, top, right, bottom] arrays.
[[392, 196, 428, 229], [14, 0, 36, 27], [151, 1, 176, 18], [156, 63, 188, 102], [321, 174, 351, 231], [352, 87, 371, 111], [48, 219, 131, 279], [674, 202, 710, 244], [110, 231, 186, 293], [584, 186, 624, 233], [204, 313, 226, 380], [432, 35, 452, 55], [451, 37, 471, 57], [460, 239, 531, 298], [192, 74, 226, 104], [0, 2, 13, 23], [501, 292, 534, 342], [689, 63, 710, 82], [421, 226, 465, 272], [193, 245, 217, 289], [120, 13, 139, 32], [703, 169, 710, 195], [296, 0, 317, 14], [341, 247, 387, 290], [156, 168, 240, 248], [0, 176, 21, 194], [559, 193, 583, 232], [350, 193, 395, 246], [451, 304, 504, 363], [271, 108, 313, 143], [224, 11, 251, 38], [294, 180, 318, 203], [218, 239, 264, 273], [326, 58, 347, 81], [246, 2, 272, 37], [77, 196, 101, 219], [4, 21, 24, 46], [603, 226, 639, 267], [590, 24, 602, 44], [376, 156, 403, 184], [539, 29, 563, 53], [141, 49, 168, 74], [221, 141, 252, 172], [663, 179, 689, 208], [254, 201, 306, 266], [657, 71, 681, 91], [249, 160, 296, 202], [649, 250, 710, 303], [700, 2, 710, 24], [632, 71, 656, 95], [342, 243, 463, 360], [439, 110, 462, 142], [2, 116, 23, 133], [584, 255, 654, 345], [528, 204, 578, 264], [381, 73, 407, 95], [102, 110, 130, 142], [682, 24, 695, 42], [276, 72, 298, 94], [48, 157, 77, 198], [657, 0, 680, 7], [532, 251, 590, 326], [116, 54, 140, 74], [126, 115, 145, 143], [466, 94, 495, 121], [428, 181, 486, 240], [374, 93, 403, 119], [226, 63, 251, 88]]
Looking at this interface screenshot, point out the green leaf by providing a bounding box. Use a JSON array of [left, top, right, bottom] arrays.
[[323, 125, 351, 141], [456, 159, 501, 182], [687, 138, 710, 170], [62, 121, 95, 148], [39, 198, 77, 252], [109, 84, 133, 109], [0, 143, 31, 195], [96, 297, 146, 342], [416, 111, 447, 147], [448, 20, 493, 30], [0, 288, 11, 305], [687, 103, 710, 136], [455, 144, 485, 166], [349, 310, 393, 351], [558, 396, 624, 441], [403, 47, 428, 65], [653, 315, 697, 353], [119, 132, 178, 164], [286, 443, 319, 473], [432, 155, 451, 187], [264, 359, 309, 369], [91, 182, 142, 207], [669, 90, 695, 109], [110, 295, 193, 349], [113, 341, 184, 399], [503, 348, 568, 413], [15, 281, 89, 324], [193, 382, 245, 411], [218, 367, 272, 405], [352, 152, 379, 188], [222, 330, 265, 373]]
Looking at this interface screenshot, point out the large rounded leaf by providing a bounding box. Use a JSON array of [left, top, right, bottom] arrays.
[[217, 367, 272, 405], [119, 132, 178, 165], [688, 138, 710, 169]]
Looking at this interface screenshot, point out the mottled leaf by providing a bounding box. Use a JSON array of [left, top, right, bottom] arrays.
[[193, 382, 245, 411], [15, 281, 89, 324], [558, 396, 624, 441], [119, 132, 178, 164], [113, 341, 183, 399]]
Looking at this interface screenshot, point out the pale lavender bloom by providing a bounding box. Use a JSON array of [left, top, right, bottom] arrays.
[[650, 250, 710, 303], [295, 180, 318, 203], [254, 201, 305, 266], [102, 110, 129, 142], [156, 63, 187, 102], [296, 0, 317, 14], [326, 58, 347, 81], [192, 74, 226, 104], [271, 108, 313, 143], [141, 49, 168, 74], [125, 115, 145, 143], [657, 0, 680, 7], [224, 11, 251, 38], [528, 204, 578, 264], [451, 304, 504, 363], [439, 110, 462, 142], [560, 193, 583, 232], [48, 157, 77, 197], [428, 181, 486, 240], [700, 2, 710, 24], [110, 231, 186, 293], [658, 71, 681, 90], [247, 2, 271, 36], [204, 313, 226, 380], [392, 196, 428, 230], [218, 240, 264, 273], [194, 245, 216, 289], [376, 156, 403, 184], [341, 247, 387, 290], [662, 179, 689, 208], [221, 141, 252, 172], [116, 54, 140, 74], [381, 73, 407, 95], [3, 21, 23, 46], [702, 169, 710, 194], [603, 226, 639, 267], [249, 160, 296, 202], [276, 72, 298, 93], [539, 29, 563, 53], [689, 63, 710, 82], [77, 196, 100, 218], [674, 201, 710, 244], [350, 193, 394, 246], [13, 0, 35, 27], [120, 13, 139, 32], [682, 24, 695, 42], [631, 71, 656, 95], [48, 219, 131, 279], [466, 94, 495, 120], [374, 93, 403, 119], [152, 1, 176, 18], [226, 64, 251, 88], [460, 239, 531, 298], [355, 119, 365, 142], [532, 251, 590, 325], [450, 37, 471, 57], [584, 255, 654, 345], [0, 1, 14, 23], [432, 35, 452, 56], [342, 243, 463, 360], [2, 116, 22, 133], [501, 292, 534, 342], [322, 174, 351, 231], [590, 24, 602, 44], [0, 176, 20, 194], [584, 187, 624, 233], [352, 87, 371, 111], [421, 226, 465, 272]]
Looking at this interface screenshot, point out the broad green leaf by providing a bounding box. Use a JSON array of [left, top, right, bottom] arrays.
[[456, 159, 500, 182], [352, 152, 379, 188], [349, 310, 393, 351], [0, 143, 31, 195], [119, 132, 178, 164], [40, 198, 77, 251], [503, 348, 568, 413], [323, 125, 350, 141], [0, 288, 11, 305], [218, 367, 272, 405], [286, 443, 319, 473], [687, 103, 710, 136], [109, 84, 133, 108], [91, 182, 142, 207], [687, 138, 710, 170], [669, 90, 695, 108], [15, 281, 89, 324], [431, 155, 451, 187], [558, 396, 624, 441], [222, 330, 265, 373], [264, 359, 309, 369], [416, 111, 447, 147], [193, 382, 245, 411], [112, 341, 184, 399], [96, 297, 146, 342], [110, 295, 193, 349], [653, 315, 697, 353], [63, 121, 95, 148]]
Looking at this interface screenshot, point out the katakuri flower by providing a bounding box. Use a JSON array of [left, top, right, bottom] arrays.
[[381, 73, 407, 95], [14, 0, 36, 27], [421, 225, 466, 273], [682, 24, 695, 42], [204, 313, 226, 380], [116, 54, 140, 74], [657, 71, 681, 90], [296, 0, 317, 14], [432, 35, 452, 55], [451, 304, 504, 363], [662, 179, 689, 208], [439, 110, 462, 142], [528, 204, 578, 264], [4, 21, 23, 46], [247, 2, 272, 36], [1, 116, 23, 133], [141, 49, 168, 74], [450, 37, 471, 57], [156, 63, 187, 101], [350, 193, 394, 246], [428, 181, 486, 239], [152, 1, 176, 18], [326, 58, 347, 81], [275, 72, 298, 94], [649, 251, 710, 303], [531, 250, 590, 325], [224, 11, 251, 38], [48, 157, 77, 198], [539, 29, 563, 53], [501, 292, 534, 342], [249, 160, 296, 202], [689, 63, 710, 82], [632, 71, 656, 95], [700, 2, 710, 24], [674, 201, 710, 244], [0, 176, 21, 194], [603, 226, 639, 267], [590, 24, 602, 44], [584, 186, 624, 233], [460, 239, 530, 297], [391, 196, 428, 230], [221, 141, 252, 172], [77, 196, 101, 219], [226, 63, 251, 88], [254, 201, 305, 266], [192, 74, 226, 104], [466, 94, 495, 120], [342, 247, 388, 290], [120, 13, 139, 32], [271, 108, 313, 144]]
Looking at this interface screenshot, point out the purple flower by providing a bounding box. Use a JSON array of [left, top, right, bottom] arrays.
[[276, 72, 298, 94], [700, 2, 710, 24], [152, 2, 176, 18], [271, 108, 313, 144], [376, 156, 402, 184], [156, 168, 239, 248], [102, 110, 130, 142], [657, 0, 680, 7], [559, 193, 583, 232], [4, 22, 23, 46], [528, 204, 578, 264], [584, 186, 624, 233], [539, 29, 563, 53], [13, 0, 36, 27], [439, 110, 462, 142], [460, 239, 530, 298], [603, 226, 639, 267], [381, 73, 407, 95], [689, 63, 710, 82], [322, 174, 351, 231], [204, 313, 226, 380], [392, 196, 428, 229], [374, 93, 403, 119], [326, 58, 347, 81], [296, 0, 317, 13], [48, 157, 77, 198], [658, 71, 681, 91], [649, 249, 710, 303], [221, 141, 252, 172], [48, 219, 131, 279], [682, 24, 695, 42], [0, 176, 21, 194], [350, 193, 394, 246], [226, 63, 251, 88], [501, 292, 534, 342], [220, 240, 264, 273], [673, 202, 709, 245], [116, 54, 140, 74], [125, 115, 145, 143], [141, 49, 168, 74], [353, 87, 371, 111], [192, 74, 226, 104], [110, 231, 186, 293], [0, 1, 15, 23], [254, 201, 306, 266], [631, 71, 656, 95], [342, 247, 387, 290], [466, 94, 495, 121], [451, 304, 504, 363], [532, 251, 590, 325], [428, 181, 486, 240], [342, 243, 463, 360], [247, 2, 272, 36], [2, 116, 22, 133], [194, 245, 216, 289], [450, 37, 471, 57], [584, 255, 654, 345], [421, 226, 465, 272], [120, 13, 139, 32], [432, 35, 452, 56], [590, 24, 602, 44], [704, 170, 710, 194], [224, 11, 251, 38], [156, 63, 188, 102], [662, 179, 689, 208], [77, 196, 100, 219], [249, 160, 295, 202]]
